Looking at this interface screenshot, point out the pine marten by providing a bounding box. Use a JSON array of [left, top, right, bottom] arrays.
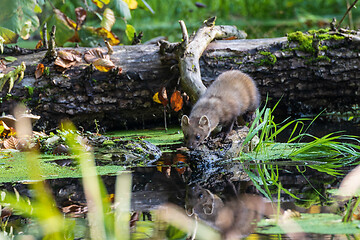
[[181, 70, 260, 150]]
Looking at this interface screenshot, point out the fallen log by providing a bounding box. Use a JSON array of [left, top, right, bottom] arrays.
[[1, 24, 360, 130]]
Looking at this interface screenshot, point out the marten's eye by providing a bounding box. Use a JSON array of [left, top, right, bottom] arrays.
[[195, 134, 201, 140]]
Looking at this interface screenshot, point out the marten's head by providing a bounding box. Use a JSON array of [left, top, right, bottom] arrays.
[[181, 115, 211, 150]]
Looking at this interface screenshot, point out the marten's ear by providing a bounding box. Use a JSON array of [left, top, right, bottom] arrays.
[[181, 115, 190, 126], [199, 115, 210, 128]]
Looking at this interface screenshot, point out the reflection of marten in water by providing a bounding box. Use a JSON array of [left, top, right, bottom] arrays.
[[181, 70, 260, 150], [186, 185, 277, 239]]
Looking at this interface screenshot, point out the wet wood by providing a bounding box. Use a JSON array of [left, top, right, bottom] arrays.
[[1, 32, 360, 130]]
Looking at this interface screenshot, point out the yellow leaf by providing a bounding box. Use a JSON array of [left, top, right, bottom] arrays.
[[95, 27, 120, 45], [92, 0, 110, 8], [152, 92, 161, 104], [124, 0, 138, 9], [93, 58, 115, 72]]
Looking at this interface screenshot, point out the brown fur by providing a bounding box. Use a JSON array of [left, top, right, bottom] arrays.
[[181, 70, 260, 150]]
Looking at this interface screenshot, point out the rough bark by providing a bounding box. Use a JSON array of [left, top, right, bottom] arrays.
[[1, 31, 360, 130]]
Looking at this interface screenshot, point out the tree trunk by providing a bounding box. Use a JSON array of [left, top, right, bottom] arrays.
[[1, 33, 359, 130]]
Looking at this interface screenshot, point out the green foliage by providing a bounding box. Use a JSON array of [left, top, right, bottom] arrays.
[[0, 62, 26, 93], [0, 0, 39, 39], [125, 24, 136, 42]]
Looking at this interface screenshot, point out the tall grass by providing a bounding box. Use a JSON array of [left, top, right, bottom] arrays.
[[239, 100, 360, 200]]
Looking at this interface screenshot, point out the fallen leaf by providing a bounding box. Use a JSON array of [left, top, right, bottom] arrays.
[[0, 60, 6, 73], [223, 36, 237, 40], [55, 50, 82, 69], [158, 87, 168, 106], [152, 92, 161, 104], [57, 50, 82, 62], [3, 136, 21, 150], [35, 40, 43, 49], [93, 58, 115, 72], [54, 57, 76, 69], [35, 63, 44, 79], [170, 90, 183, 112], [173, 153, 187, 174], [84, 48, 109, 64]]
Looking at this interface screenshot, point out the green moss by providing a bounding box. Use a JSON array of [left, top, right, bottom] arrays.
[[287, 31, 315, 53], [287, 30, 345, 54], [102, 140, 115, 146], [259, 51, 277, 65]]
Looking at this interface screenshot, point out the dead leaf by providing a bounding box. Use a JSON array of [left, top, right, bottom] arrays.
[[57, 50, 82, 62], [158, 87, 168, 106], [35, 63, 44, 79], [53, 9, 77, 30], [223, 36, 237, 40], [84, 48, 109, 64], [62, 204, 88, 217], [93, 58, 115, 72], [1, 207, 12, 219], [173, 153, 187, 174], [54, 57, 76, 69], [170, 90, 183, 112], [0, 60, 6, 73], [35, 40, 43, 49], [152, 92, 161, 104], [75, 7, 87, 29], [95, 27, 120, 46], [55, 50, 82, 69], [3, 136, 21, 150]]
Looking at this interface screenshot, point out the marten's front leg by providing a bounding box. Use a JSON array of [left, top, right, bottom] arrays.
[[219, 118, 236, 140]]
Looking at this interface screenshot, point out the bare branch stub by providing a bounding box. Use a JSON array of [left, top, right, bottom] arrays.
[[159, 17, 247, 103], [178, 17, 247, 102]]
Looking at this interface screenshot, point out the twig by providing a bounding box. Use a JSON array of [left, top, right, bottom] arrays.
[[43, 22, 48, 49], [179, 20, 189, 45], [163, 107, 168, 132], [337, 0, 359, 28], [44, 25, 57, 62]]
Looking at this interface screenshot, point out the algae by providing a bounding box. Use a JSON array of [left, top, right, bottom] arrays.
[[0, 151, 125, 183]]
